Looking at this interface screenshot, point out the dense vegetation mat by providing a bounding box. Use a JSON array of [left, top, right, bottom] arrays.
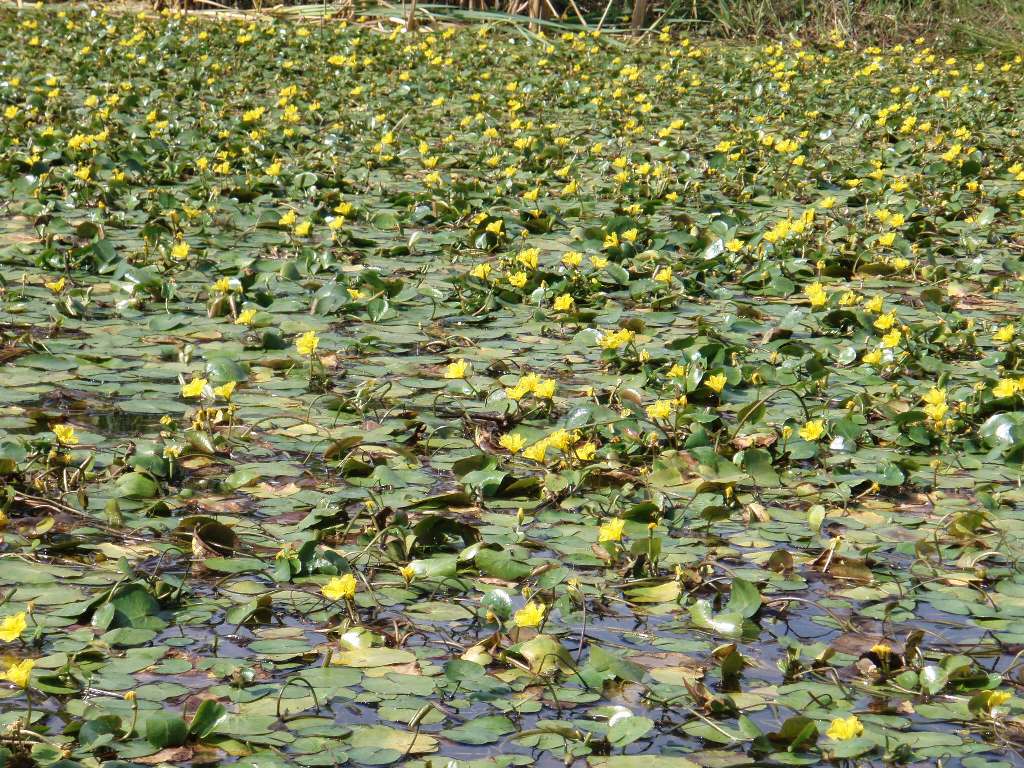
[[1, 8, 1024, 767]]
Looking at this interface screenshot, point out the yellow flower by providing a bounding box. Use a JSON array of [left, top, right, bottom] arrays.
[[181, 377, 208, 399], [499, 433, 526, 453], [470, 263, 492, 280], [214, 381, 236, 400], [826, 715, 863, 741], [874, 311, 896, 331], [52, 424, 78, 446], [266, 160, 282, 177], [923, 388, 947, 406], [171, 240, 190, 260], [864, 295, 884, 313], [705, 373, 727, 393], [993, 379, 1020, 399], [599, 328, 635, 350], [653, 267, 673, 284], [236, 308, 257, 325], [880, 329, 902, 348], [523, 441, 548, 463], [445, 359, 469, 379], [553, 293, 575, 312], [399, 565, 416, 584], [983, 690, 1013, 715], [819, 196, 836, 209], [296, 330, 319, 356], [598, 518, 625, 542], [507, 271, 528, 288], [725, 238, 744, 253], [513, 601, 545, 628], [603, 231, 620, 249], [839, 291, 860, 307], [517, 248, 540, 270], [799, 419, 825, 441], [212, 277, 233, 293], [45, 277, 66, 293], [575, 442, 597, 461], [590, 256, 608, 269], [533, 379, 556, 399], [667, 363, 686, 379], [805, 282, 827, 308], [994, 324, 1016, 343], [547, 429, 573, 451], [562, 250, 583, 267], [4, 659, 33, 689], [0, 613, 27, 643], [322, 574, 357, 601], [646, 400, 673, 420], [863, 349, 883, 365], [279, 210, 297, 227], [294, 220, 312, 237]]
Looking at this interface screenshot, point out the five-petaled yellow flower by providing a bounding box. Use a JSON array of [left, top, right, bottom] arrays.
[[994, 324, 1016, 343], [499, 433, 526, 453], [799, 419, 825, 441], [296, 331, 319, 356], [181, 377, 208, 399], [0, 613, 27, 643], [513, 601, 545, 628], [553, 293, 575, 312], [705, 373, 727, 393], [646, 400, 673, 421], [4, 659, 34, 689], [52, 424, 78, 446], [322, 574, 357, 602], [826, 715, 863, 741], [598, 518, 625, 543], [445, 359, 469, 379]]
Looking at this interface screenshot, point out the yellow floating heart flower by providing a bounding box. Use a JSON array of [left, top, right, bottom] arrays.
[[235, 308, 257, 325], [45, 277, 66, 293], [445, 359, 469, 379], [826, 714, 863, 741], [52, 424, 78, 446], [296, 331, 319, 356], [705, 373, 727, 393], [322, 574, 357, 602], [4, 659, 33, 689], [598, 518, 625, 542], [799, 419, 825, 441], [213, 381, 236, 400], [994, 324, 1015, 343], [993, 379, 1020, 399], [553, 293, 574, 312], [0, 613, 27, 643], [499, 433, 526, 453], [181, 378, 208, 399], [533, 379, 556, 399], [513, 601, 545, 628], [646, 400, 673, 420], [804, 282, 827, 308]]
